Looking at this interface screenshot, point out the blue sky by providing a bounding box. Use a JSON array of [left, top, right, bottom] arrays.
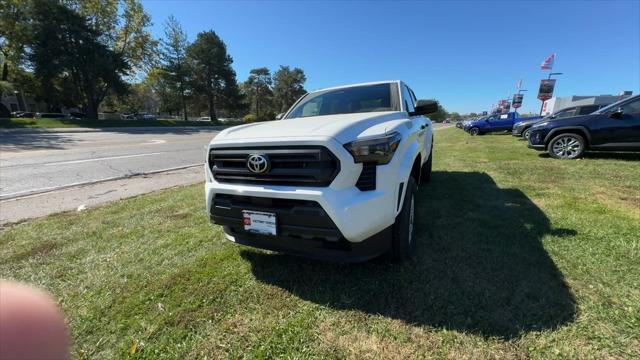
[[142, 0, 640, 114]]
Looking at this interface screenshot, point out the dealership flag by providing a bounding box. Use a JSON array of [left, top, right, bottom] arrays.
[[541, 53, 555, 70]]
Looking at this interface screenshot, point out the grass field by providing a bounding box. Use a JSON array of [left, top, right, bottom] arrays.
[[1, 128, 639, 359], [0, 117, 219, 129]]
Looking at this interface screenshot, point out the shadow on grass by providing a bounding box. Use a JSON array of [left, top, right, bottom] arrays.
[[537, 151, 640, 161], [241, 171, 577, 339]]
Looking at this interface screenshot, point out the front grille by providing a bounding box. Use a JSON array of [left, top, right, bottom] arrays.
[[209, 146, 339, 186], [356, 162, 377, 191]]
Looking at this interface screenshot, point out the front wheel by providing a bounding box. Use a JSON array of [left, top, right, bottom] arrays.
[[522, 128, 531, 141], [389, 177, 417, 261], [469, 127, 480, 136], [548, 133, 585, 159]]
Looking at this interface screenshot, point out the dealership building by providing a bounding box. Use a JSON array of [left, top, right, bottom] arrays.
[[541, 91, 633, 116]]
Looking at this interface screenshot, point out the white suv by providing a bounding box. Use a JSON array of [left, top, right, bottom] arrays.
[[205, 81, 437, 261]]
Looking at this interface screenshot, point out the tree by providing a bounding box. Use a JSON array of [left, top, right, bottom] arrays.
[[145, 67, 180, 115], [272, 65, 306, 113], [0, 0, 32, 82], [160, 15, 189, 120], [427, 102, 448, 122], [63, 0, 157, 75], [244, 67, 272, 119], [29, 1, 129, 118], [187, 30, 240, 122]]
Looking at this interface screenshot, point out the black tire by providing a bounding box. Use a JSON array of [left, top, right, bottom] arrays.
[[420, 152, 432, 184], [469, 127, 480, 136], [547, 133, 586, 159], [522, 128, 531, 141], [390, 177, 417, 261]]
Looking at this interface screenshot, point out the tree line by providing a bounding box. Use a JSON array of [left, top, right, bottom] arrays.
[[0, 0, 307, 122]]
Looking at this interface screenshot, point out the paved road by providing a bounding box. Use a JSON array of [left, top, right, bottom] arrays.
[[1, 128, 219, 199], [1, 123, 452, 200]]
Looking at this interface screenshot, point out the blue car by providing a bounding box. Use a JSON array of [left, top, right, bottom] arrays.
[[528, 95, 640, 159], [464, 113, 542, 136]]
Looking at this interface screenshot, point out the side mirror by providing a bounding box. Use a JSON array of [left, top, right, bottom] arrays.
[[410, 100, 439, 116], [275, 113, 284, 120], [609, 108, 624, 119]]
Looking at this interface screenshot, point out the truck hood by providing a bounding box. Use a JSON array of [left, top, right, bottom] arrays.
[[514, 117, 544, 127], [530, 114, 593, 130], [214, 111, 410, 144]]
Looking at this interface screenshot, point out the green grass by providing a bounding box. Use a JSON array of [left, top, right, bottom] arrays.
[[1, 128, 639, 358], [0, 117, 218, 129]]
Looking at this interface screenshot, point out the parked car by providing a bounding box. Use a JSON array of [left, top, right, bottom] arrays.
[[206, 81, 438, 261], [464, 112, 542, 135], [135, 113, 157, 121], [68, 112, 86, 119], [513, 104, 605, 140], [11, 111, 35, 118], [198, 116, 212, 121], [35, 113, 67, 119], [528, 95, 640, 159], [16, 112, 35, 118]]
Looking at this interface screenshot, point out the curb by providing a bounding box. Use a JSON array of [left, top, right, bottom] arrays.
[[0, 163, 204, 201], [0, 126, 227, 134]]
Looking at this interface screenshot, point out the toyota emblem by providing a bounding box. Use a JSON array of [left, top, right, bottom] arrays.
[[246, 154, 270, 173]]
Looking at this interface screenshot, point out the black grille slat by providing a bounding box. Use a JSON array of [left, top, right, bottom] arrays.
[[209, 146, 339, 187], [356, 163, 377, 191]]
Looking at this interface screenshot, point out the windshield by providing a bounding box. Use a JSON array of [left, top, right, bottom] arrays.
[[285, 83, 398, 119], [549, 107, 577, 119]]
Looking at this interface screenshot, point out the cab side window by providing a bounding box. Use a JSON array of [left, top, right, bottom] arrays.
[[402, 85, 415, 114], [578, 105, 599, 115], [620, 99, 640, 116]]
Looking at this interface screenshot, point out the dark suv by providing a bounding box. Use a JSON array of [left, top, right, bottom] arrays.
[[528, 95, 640, 159], [512, 104, 605, 140]]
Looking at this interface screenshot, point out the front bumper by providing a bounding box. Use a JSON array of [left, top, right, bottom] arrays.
[[512, 126, 525, 136], [210, 193, 392, 261], [223, 225, 391, 262], [527, 129, 547, 150], [205, 137, 406, 246]]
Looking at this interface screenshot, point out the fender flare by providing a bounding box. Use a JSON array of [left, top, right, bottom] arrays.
[[544, 126, 592, 144], [394, 140, 421, 214]]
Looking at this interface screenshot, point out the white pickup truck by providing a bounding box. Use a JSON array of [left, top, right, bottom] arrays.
[[205, 81, 438, 261]]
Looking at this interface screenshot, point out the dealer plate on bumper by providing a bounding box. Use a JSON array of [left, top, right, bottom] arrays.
[[242, 210, 277, 236]]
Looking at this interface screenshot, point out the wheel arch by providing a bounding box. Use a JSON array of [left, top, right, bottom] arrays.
[[544, 126, 591, 147], [410, 154, 421, 184]]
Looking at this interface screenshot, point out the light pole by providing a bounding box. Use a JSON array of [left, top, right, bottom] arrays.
[[539, 72, 563, 115]]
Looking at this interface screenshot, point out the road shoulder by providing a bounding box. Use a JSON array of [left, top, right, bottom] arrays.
[[1, 166, 204, 226]]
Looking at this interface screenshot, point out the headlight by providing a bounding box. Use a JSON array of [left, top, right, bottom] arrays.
[[532, 122, 549, 128], [344, 132, 402, 164]]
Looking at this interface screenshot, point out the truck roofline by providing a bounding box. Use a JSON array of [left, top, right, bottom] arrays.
[[308, 80, 401, 93]]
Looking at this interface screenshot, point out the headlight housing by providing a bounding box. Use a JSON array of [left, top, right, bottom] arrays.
[[532, 122, 549, 128], [344, 132, 402, 164]]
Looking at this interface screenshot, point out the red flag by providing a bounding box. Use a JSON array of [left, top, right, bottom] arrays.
[[541, 53, 555, 70]]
